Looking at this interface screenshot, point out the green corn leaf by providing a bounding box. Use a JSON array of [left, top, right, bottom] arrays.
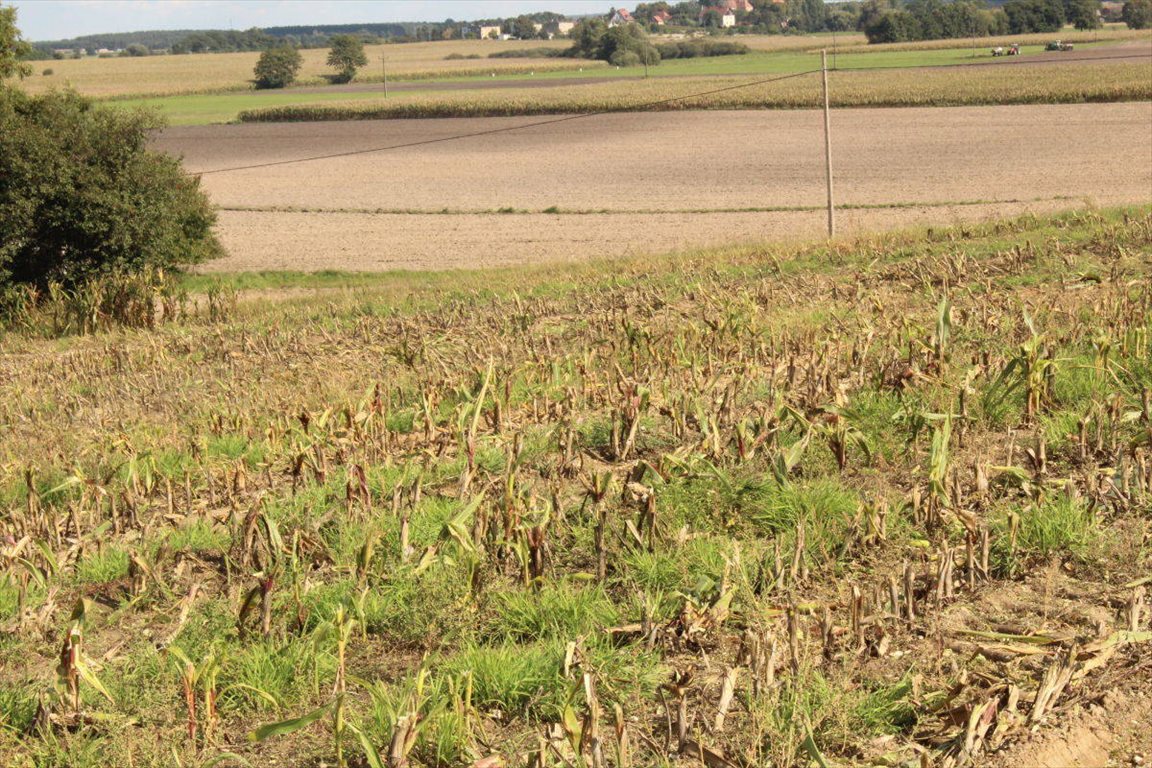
[[223, 683, 281, 710], [346, 722, 385, 768], [801, 730, 832, 768], [248, 699, 335, 742], [75, 660, 115, 704]]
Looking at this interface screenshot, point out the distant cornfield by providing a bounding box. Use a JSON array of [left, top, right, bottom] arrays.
[[237, 61, 1152, 122]]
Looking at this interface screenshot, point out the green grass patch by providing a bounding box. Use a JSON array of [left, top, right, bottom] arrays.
[[487, 583, 620, 643], [74, 547, 129, 585]]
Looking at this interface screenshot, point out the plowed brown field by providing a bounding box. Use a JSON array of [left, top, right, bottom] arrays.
[[153, 102, 1152, 272]]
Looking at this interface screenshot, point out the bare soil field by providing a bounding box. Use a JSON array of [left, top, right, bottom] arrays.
[[1018, 37, 1152, 63], [152, 103, 1152, 272]]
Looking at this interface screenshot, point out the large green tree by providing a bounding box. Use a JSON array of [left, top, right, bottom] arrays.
[[1003, 0, 1066, 32], [1, 7, 221, 289], [0, 90, 222, 287], [569, 18, 659, 65], [507, 15, 542, 39], [1, 3, 31, 80], [253, 45, 302, 88], [326, 34, 368, 83], [1122, 0, 1152, 26], [1064, 0, 1102, 28], [865, 10, 922, 41], [786, 0, 829, 32]]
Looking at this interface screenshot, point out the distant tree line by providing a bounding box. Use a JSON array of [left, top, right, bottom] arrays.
[[614, 0, 1140, 41], [27, 22, 415, 60], [858, 0, 1105, 43], [19, 0, 1150, 62]]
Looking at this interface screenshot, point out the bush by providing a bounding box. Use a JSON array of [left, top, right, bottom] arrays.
[[253, 45, 302, 89], [487, 47, 567, 59], [0, 89, 222, 289], [610, 49, 642, 67], [41, 67, 52, 76], [654, 40, 749, 59]]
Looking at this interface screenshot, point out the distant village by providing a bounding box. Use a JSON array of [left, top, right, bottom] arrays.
[[475, 0, 778, 40]]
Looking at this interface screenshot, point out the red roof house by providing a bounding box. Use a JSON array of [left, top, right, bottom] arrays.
[[608, 8, 634, 26]]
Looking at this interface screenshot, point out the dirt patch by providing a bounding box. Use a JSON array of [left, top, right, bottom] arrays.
[[151, 103, 1152, 272], [985, 688, 1152, 767], [1011, 38, 1152, 65]]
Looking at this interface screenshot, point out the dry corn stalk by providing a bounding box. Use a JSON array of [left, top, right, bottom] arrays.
[[1029, 646, 1078, 725]]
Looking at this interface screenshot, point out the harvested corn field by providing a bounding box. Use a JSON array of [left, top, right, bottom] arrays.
[[2, 208, 1151, 767]]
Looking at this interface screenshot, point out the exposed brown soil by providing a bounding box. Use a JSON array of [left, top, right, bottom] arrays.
[[151, 103, 1152, 272], [985, 687, 1152, 767], [1011, 37, 1152, 64]]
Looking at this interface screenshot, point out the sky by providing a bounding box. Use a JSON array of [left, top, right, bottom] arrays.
[[9, 0, 615, 41]]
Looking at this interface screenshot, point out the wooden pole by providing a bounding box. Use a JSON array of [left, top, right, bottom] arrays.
[[383, 53, 389, 98], [821, 50, 835, 239]]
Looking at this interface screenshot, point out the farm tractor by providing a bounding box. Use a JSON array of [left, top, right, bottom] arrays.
[[992, 44, 1020, 56], [1045, 40, 1074, 51]]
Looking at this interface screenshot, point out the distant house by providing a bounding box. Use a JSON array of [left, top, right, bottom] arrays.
[[479, 25, 502, 40], [652, 9, 673, 25], [700, 0, 764, 22], [1099, 0, 1124, 19], [700, 7, 738, 27], [608, 8, 634, 27], [542, 19, 577, 37]]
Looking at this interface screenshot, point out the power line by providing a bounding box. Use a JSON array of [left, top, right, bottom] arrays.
[[195, 69, 821, 176]]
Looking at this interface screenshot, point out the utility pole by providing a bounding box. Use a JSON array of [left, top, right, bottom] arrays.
[[821, 50, 835, 239], [382, 52, 388, 98]]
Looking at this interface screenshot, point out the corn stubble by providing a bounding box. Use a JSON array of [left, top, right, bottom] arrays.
[[0, 207, 1151, 766]]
